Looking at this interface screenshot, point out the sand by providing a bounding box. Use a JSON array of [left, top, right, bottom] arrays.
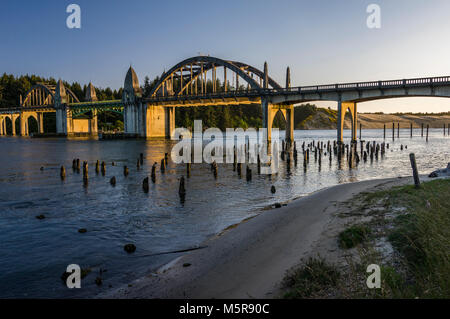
[[101, 176, 422, 299]]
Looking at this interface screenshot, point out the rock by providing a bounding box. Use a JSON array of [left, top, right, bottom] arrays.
[[124, 243, 136, 253], [36, 214, 45, 220], [428, 163, 450, 178], [271, 186, 276, 194], [274, 203, 282, 208], [183, 263, 191, 268], [78, 228, 87, 233]]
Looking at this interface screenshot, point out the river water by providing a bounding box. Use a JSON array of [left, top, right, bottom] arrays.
[[0, 128, 448, 298]]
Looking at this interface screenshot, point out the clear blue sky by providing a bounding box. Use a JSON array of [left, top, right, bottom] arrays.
[[1, 0, 450, 113]]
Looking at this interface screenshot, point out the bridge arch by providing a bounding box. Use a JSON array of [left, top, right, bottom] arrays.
[[148, 56, 282, 97], [21, 83, 80, 107]]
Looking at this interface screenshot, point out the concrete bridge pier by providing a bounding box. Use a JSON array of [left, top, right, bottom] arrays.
[[262, 98, 294, 146], [337, 101, 358, 143]]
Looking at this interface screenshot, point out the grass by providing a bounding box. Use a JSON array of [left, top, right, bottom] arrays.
[[338, 224, 371, 249], [363, 178, 450, 298], [282, 178, 450, 299], [283, 256, 340, 298]]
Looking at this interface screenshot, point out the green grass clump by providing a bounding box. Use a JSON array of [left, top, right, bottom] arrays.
[[368, 179, 450, 298], [338, 225, 371, 249], [283, 257, 340, 298]]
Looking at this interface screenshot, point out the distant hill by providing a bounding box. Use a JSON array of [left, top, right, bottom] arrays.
[[292, 105, 450, 130]]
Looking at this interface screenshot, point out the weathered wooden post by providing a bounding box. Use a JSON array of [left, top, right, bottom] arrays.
[[72, 159, 77, 170], [409, 153, 420, 188], [137, 159, 141, 170], [179, 176, 186, 198], [257, 154, 261, 174], [110, 176, 116, 186], [444, 124, 446, 137], [60, 166, 66, 180], [140, 153, 144, 165], [164, 153, 169, 165], [186, 163, 191, 178], [83, 161, 88, 186], [421, 123, 424, 137], [237, 162, 242, 177], [383, 124, 386, 139], [96, 160, 100, 174], [151, 162, 157, 183], [246, 166, 252, 181], [410, 123, 413, 138], [160, 159, 166, 173], [101, 161, 106, 176], [392, 122, 395, 140], [123, 166, 129, 176], [426, 124, 429, 142], [76, 159, 80, 172], [397, 122, 400, 138], [142, 177, 149, 193], [360, 123, 362, 140]]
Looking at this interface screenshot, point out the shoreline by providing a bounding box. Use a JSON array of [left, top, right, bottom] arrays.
[[99, 174, 429, 299]]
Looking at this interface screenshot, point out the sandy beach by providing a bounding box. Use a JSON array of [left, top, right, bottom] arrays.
[[101, 175, 426, 299]]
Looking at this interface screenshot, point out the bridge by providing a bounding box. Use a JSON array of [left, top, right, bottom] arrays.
[[1, 55, 450, 144]]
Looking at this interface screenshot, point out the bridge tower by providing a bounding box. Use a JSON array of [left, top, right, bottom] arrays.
[[55, 80, 98, 136], [55, 80, 70, 135], [123, 67, 175, 138], [123, 67, 144, 136], [261, 63, 294, 145]]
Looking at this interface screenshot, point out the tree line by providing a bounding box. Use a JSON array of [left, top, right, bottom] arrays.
[[0, 73, 320, 131]]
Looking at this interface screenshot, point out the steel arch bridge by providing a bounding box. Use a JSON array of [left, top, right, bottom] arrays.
[[1, 55, 450, 143], [148, 56, 282, 98], [21, 83, 80, 107]]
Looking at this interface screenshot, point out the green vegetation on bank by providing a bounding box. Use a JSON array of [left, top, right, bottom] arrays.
[[282, 178, 450, 299], [371, 179, 450, 298]]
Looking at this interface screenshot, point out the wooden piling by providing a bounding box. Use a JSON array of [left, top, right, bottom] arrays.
[[96, 160, 100, 174], [409, 153, 420, 188], [246, 166, 252, 181], [110, 176, 116, 186], [186, 163, 191, 177], [123, 166, 129, 176], [383, 124, 386, 139], [426, 124, 429, 142], [142, 177, 149, 193], [392, 122, 395, 140], [60, 166, 66, 180], [397, 122, 400, 138], [421, 123, 424, 137], [140, 153, 144, 165], [137, 159, 140, 169], [151, 162, 157, 183], [101, 161, 106, 176], [160, 159, 166, 173], [179, 176, 186, 197], [410, 123, 413, 138]]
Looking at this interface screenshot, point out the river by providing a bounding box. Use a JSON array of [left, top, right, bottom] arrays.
[[0, 128, 448, 298]]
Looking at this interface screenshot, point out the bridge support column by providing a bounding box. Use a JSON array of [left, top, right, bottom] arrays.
[[144, 104, 175, 139], [337, 101, 357, 143], [285, 104, 294, 145], [11, 115, 16, 136], [19, 113, 27, 136], [56, 106, 70, 135], [37, 112, 44, 134]]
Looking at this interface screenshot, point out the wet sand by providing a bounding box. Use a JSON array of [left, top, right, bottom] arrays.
[[101, 176, 420, 299]]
